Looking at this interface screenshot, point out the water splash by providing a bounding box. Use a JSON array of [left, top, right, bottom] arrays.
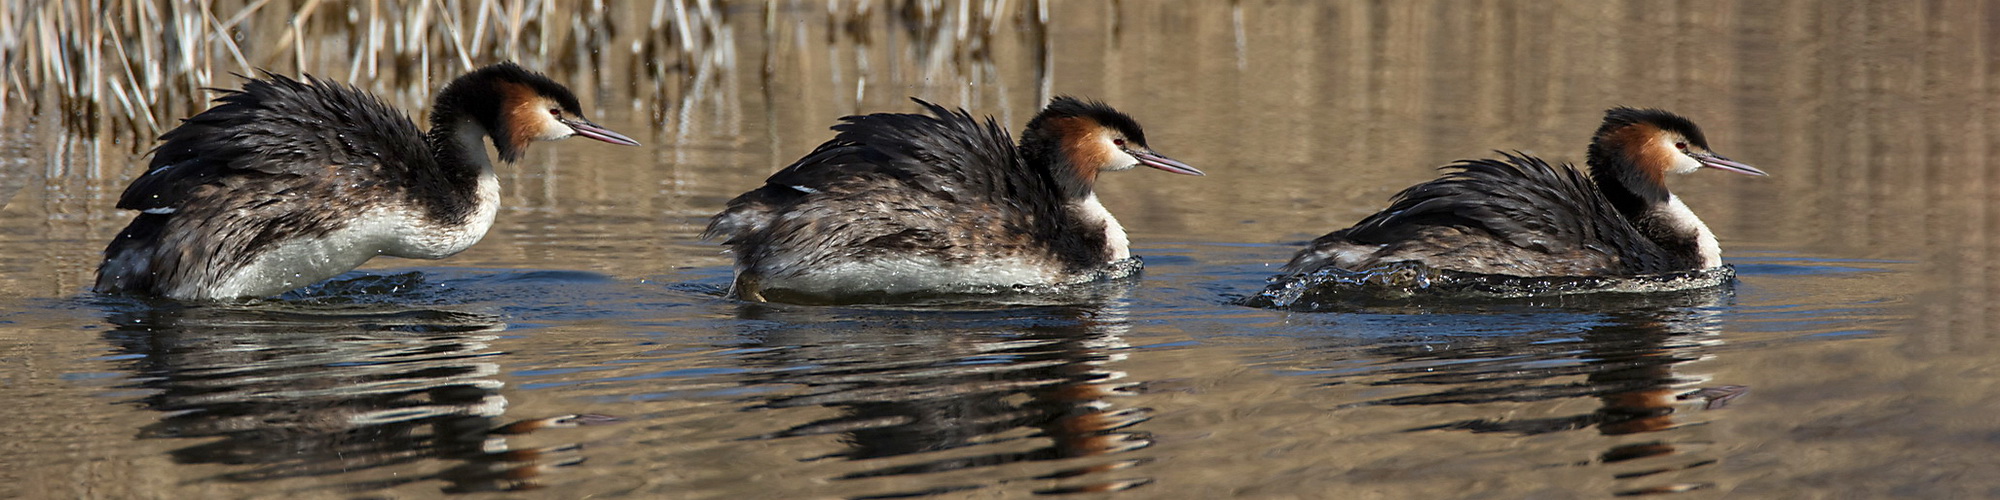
[[1249, 262, 1737, 311]]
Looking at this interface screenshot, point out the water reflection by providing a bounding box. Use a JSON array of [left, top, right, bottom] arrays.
[[730, 298, 1153, 497], [1313, 291, 1741, 496], [97, 301, 606, 494]]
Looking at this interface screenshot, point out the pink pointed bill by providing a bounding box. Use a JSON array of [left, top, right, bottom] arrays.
[[1694, 153, 1766, 176], [563, 118, 643, 146], [1133, 150, 1205, 176]]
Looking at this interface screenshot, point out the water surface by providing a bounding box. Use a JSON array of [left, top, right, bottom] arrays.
[[1, 2, 1993, 498]]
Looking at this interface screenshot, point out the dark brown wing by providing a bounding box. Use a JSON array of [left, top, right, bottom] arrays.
[[1286, 153, 1688, 276], [116, 72, 427, 213], [704, 99, 1070, 245]]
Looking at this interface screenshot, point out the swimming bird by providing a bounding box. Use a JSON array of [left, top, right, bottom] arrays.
[[1282, 107, 1765, 278], [95, 62, 640, 301], [703, 97, 1203, 302]]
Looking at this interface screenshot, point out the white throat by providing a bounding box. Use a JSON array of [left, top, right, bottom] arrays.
[[1073, 193, 1130, 261], [1660, 194, 1722, 269]]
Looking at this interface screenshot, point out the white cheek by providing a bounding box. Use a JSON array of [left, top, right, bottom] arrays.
[[1657, 136, 1702, 174], [542, 119, 577, 141], [1103, 148, 1141, 172], [1670, 153, 1703, 174]]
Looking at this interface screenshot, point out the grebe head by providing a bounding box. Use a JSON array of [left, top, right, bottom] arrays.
[[432, 62, 640, 162], [1020, 97, 1202, 196], [1590, 107, 1766, 187], [1586, 107, 1765, 207]]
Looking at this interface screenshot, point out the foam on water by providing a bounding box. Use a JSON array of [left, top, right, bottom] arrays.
[[1249, 262, 1737, 311]]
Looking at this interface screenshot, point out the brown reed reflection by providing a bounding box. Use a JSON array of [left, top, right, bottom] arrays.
[[729, 299, 1153, 498], [97, 299, 611, 494]]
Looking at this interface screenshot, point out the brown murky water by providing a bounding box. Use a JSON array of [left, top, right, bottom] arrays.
[[1, 1, 1995, 498]]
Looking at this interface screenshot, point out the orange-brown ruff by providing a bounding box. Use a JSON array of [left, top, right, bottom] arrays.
[[94, 62, 640, 301], [703, 97, 1203, 302], [1282, 107, 1766, 278]]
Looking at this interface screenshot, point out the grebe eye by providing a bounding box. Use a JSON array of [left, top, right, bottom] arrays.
[[1112, 138, 1127, 147], [548, 108, 561, 117], [1675, 141, 1688, 150]]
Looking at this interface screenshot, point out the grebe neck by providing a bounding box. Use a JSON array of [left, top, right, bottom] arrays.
[[422, 111, 500, 225], [1069, 193, 1130, 262], [1018, 134, 1093, 201], [1657, 194, 1723, 268], [1587, 146, 1667, 222], [1589, 150, 1721, 269]]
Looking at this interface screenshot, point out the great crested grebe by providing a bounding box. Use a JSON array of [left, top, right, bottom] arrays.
[[95, 62, 640, 301], [704, 97, 1203, 302], [1282, 107, 1766, 278]]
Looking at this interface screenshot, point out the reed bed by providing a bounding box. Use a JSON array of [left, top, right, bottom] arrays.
[[1, 0, 1044, 144]]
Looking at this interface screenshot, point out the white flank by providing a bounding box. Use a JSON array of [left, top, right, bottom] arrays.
[[757, 255, 1055, 296], [198, 207, 413, 299], [1327, 246, 1382, 270]]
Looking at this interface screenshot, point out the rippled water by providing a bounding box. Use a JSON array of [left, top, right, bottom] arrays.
[[3, 1, 1997, 499]]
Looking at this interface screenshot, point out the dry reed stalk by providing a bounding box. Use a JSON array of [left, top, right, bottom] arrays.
[[2, 0, 1030, 148], [202, 4, 252, 83], [289, 0, 323, 74], [432, 0, 476, 71], [103, 19, 155, 134]]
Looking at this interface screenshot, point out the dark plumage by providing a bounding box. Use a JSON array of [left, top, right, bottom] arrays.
[[704, 96, 1202, 302], [1283, 107, 1766, 278], [96, 62, 639, 301]]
